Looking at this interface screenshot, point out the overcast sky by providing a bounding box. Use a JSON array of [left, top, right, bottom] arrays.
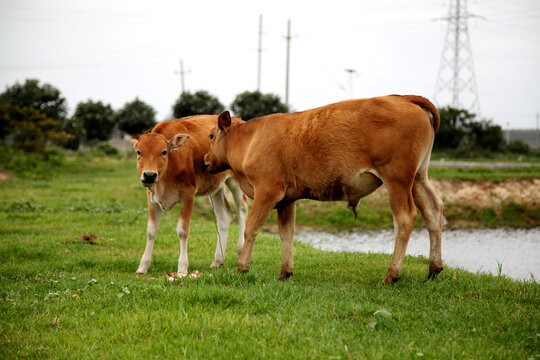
[[1, 0, 539, 128]]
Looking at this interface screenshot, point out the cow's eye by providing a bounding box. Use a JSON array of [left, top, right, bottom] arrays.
[[162, 150, 167, 156], [209, 133, 214, 140], [136, 151, 141, 156]]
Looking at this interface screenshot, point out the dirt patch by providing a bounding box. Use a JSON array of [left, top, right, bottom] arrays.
[[431, 178, 540, 209], [363, 178, 540, 210], [0, 167, 13, 181]]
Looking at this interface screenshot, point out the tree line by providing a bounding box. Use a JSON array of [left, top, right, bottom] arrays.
[[0, 78, 532, 157], [0, 79, 288, 153], [434, 107, 533, 157]]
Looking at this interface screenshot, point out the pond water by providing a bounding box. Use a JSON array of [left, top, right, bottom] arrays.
[[293, 228, 540, 282]]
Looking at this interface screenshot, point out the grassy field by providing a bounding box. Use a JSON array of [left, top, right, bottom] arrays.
[[1, 159, 539, 359]]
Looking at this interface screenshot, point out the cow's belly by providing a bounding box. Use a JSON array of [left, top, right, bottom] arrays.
[[292, 170, 382, 202]]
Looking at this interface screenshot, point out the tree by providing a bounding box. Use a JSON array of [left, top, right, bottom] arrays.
[[71, 100, 115, 145], [434, 106, 504, 156], [172, 91, 224, 118], [0, 104, 65, 152], [230, 91, 289, 120], [434, 106, 474, 150], [0, 79, 67, 122], [467, 120, 503, 152], [116, 98, 157, 135]]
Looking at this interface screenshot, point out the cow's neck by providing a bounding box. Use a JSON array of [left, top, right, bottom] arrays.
[[147, 179, 179, 212]]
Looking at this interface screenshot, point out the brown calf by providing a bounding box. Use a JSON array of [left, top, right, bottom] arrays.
[[204, 95, 444, 283], [131, 115, 248, 276]]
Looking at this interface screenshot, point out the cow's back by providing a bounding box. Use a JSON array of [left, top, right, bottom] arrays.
[[235, 96, 436, 199]]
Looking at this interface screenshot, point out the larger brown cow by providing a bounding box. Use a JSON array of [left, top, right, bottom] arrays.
[[204, 95, 444, 283], [131, 115, 248, 276]]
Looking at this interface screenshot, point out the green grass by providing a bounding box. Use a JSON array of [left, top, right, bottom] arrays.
[[1, 159, 539, 359], [429, 166, 540, 181]]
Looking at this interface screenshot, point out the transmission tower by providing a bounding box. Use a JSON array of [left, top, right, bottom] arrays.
[[434, 0, 481, 115]]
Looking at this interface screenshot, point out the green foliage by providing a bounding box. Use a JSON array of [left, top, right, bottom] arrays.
[[506, 140, 530, 155], [0, 104, 69, 152], [435, 107, 473, 149], [230, 91, 289, 120], [172, 90, 224, 118], [72, 100, 115, 144], [94, 142, 120, 157], [0, 159, 538, 359], [0, 146, 65, 178], [428, 166, 540, 181], [0, 78, 67, 122], [115, 98, 157, 135], [467, 119, 504, 152], [434, 106, 504, 157]]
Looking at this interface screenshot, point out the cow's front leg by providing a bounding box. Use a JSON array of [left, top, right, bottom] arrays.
[[177, 192, 195, 275], [277, 201, 296, 280], [137, 192, 163, 275], [209, 186, 233, 268], [237, 186, 284, 274]]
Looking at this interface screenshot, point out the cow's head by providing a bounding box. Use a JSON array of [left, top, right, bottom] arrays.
[[131, 132, 190, 188], [204, 111, 232, 174]]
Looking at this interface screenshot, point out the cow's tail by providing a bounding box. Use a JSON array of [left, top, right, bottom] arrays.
[[401, 95, 440, 132]]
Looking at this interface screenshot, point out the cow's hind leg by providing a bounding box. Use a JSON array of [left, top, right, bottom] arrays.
[[237, 186, 284, 274], [209, 186, 233, 268], [277, 202, 296, 280], [383, 181, 417, 284], [137, 192, 163, 275], [225, 177, 247, 260], [412, 173, 444, 279]]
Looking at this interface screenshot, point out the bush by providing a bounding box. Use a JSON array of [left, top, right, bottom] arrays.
[[506, 140, 530, 155], [95, 142, 119, 156], [0, 146, 65, 179]]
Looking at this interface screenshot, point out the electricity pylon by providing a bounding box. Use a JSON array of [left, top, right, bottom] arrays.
[[434, 0, 481, 115]]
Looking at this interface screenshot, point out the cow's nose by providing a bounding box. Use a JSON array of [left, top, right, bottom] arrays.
[[142, 171, 157, 184]]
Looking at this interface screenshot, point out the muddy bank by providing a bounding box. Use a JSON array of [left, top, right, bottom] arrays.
[[431, 178, 540, 209], [364, 178, 540, 210]]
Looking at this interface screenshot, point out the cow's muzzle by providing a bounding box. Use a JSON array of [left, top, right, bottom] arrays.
[[141, 171, 158, 187]]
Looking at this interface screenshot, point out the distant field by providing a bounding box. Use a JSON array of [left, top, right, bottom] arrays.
[[0, 159, 538, 359]]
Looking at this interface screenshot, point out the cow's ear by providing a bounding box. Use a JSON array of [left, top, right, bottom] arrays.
[[218, 110, 231, 132], [130, 138, 138, 148], [169, 133, 190, 151]]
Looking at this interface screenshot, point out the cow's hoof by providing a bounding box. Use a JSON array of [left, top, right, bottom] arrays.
[[210, 260, 224, 269], [428, 266, 444, 280], [237, 266, 249, 274], [381, 274, 400, 284], [279, 272, 293, 281], [136, 269, 148, 275]]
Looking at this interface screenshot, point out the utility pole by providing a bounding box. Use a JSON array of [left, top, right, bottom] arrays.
[[434, 0, 481, 115], [345, 69, 358, 99], [534, 112, 540, 149], [257, 14, 263, 91], [285, 19, 291, 107], [174, 58, 190, 94]]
